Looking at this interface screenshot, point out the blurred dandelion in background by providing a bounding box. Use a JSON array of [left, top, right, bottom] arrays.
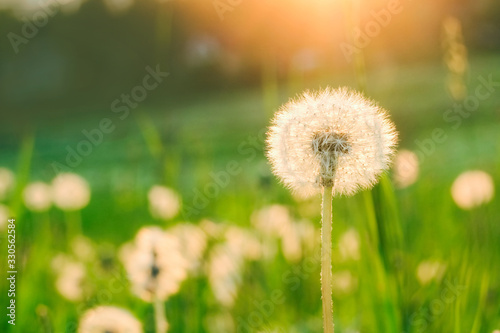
[[451, 170, 495, 210], [416, 260, 447, 285], [200, 219, 226, 238], [251, 204, 317, 262], [169, 223, 208, 274], [51, 254, 86, 302], [71, 235, 96, 262], [78, 306, 143, 333], [148, 185, 181, 220], [338, 228, 360, 262], [23, 182, 52, 212], [251, 204, 292, 259], [0, 167, 15, 200], [121, 226, 189, 333], [251, 204, 292, 238], [120, 226, 188, 302], [206, 243, 243, 307], [279, 220, 301, 262], [224, 225, 263, 261], [392, 150, 419, 189], [332, 270, 358, 296], [51, 173, 91, 211], [281, 219, 317, 263]]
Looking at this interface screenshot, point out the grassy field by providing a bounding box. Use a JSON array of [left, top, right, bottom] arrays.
[[1, 53, 500, 333]]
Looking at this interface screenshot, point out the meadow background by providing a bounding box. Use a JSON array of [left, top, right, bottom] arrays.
[[0, 0, 499, 332]]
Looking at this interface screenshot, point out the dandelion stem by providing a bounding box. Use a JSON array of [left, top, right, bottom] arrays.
[[154, 296, 168, 333], [321, 185, 334, 333]]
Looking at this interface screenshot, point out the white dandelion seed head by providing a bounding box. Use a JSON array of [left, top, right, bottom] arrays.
[[120, 226, 189, 302], [393, 150, 419, 189], [23, 182, 52, 212], [267, 87, 398, 197], [451, 170, 494, 210], [148, 185, 181, 220], [78, 306, 143, 333], [52, 173, 91, 211], [0, 168, 15, 200]]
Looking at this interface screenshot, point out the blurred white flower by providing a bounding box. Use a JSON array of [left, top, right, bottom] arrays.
[[251, 204, 292, 238], [225, 226, 263, 261], [200, 219, 226, 238], [206, 244, 243, 307], [280, 223, 302, 263], [338, 228, 360, 261], [281, 220, 318, 263], [393, 150, 419, 188], [120, 226, 188, 302], [0, 168, 15, 200], [251, 205, 293, 261], [52, 254, 85, 302], [416, 260, 446, 285], [297, 219, 319, 251], [252, 205, 318, 262], [78, 306, 143, 333], [0, 204, 11, 230], [71, 235, 96, 262], [451, 170, 495, 210], [23, 182, 52, 212], [169, 223, 208, 273], [148, 185, 181, 220], [332, 270, 357, 295], [52, 173, 91, 211], [267, 87, 398, 197]]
